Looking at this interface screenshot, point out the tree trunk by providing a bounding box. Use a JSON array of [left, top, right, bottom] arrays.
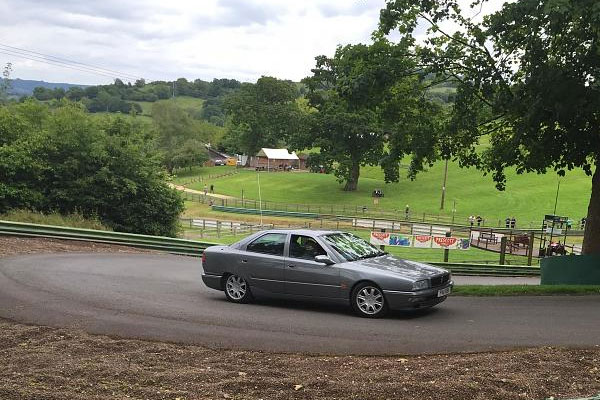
[[344, 161, 360, 191], [582, 166, 600, 254]]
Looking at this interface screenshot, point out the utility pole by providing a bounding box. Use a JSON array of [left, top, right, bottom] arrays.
[[172, 81, 175, 99], [553, 178, 561, 215], [440, 158, 449, 210]]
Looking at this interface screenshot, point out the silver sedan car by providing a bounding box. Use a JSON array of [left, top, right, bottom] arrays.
[[201, 229, 453, 318]]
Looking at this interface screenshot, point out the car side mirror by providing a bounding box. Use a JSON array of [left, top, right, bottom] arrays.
[[314, 255, 335, 265]]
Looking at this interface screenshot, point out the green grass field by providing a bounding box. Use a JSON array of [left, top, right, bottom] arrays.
[[185, 162, 590, 226]]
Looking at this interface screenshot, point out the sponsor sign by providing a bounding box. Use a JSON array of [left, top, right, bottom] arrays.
[[413, 235, 432, 248], [432, 236, 458, 249], [370, 232, 390, 246], [371, 232, 470, 250]]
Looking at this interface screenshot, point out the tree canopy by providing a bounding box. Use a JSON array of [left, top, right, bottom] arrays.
[[0, 99, 183, 236], [379, 0, 600, 254], [151, 101, 210, 173], [222, 76, 306, 157], [298, 39, 442, 191]]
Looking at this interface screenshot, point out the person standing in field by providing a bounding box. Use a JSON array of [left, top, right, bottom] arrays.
[[510, 217, 516, 229], [210, 184, 214, 193], [405, 204, 410, 220], [505, 217, 510, 228], [469, 215, 475, 227], [204, 184, 208, 196]]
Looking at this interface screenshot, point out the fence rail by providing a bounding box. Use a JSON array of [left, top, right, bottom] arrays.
[[182, 192, 556, 228], [1, 220, 542, 276], [176, 170, 238, 186], [0, 220, 215, 256]]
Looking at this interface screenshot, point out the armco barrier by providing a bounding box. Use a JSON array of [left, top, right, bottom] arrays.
[[0, 220, 216, 256], [430, 262, 540, 277]]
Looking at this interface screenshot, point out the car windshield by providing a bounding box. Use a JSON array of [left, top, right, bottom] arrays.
[[323, 233, 386, 262]]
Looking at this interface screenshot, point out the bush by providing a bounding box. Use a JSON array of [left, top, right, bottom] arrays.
[[0, 100, 184, 236], [1, 209, 110, 230]]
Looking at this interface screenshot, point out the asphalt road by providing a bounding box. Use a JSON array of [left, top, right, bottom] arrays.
[[0, 253, 597, 355]]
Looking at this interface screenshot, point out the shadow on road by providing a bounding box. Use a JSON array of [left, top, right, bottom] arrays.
[[212, 294, 441, 320]]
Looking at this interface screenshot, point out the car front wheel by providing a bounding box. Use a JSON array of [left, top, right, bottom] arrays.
[[351, 283, 388, 318], [224, 274, 253, 303]]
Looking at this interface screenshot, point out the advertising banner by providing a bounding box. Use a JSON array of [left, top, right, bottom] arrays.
[[388, 234, 412, 247], [370, 232, 470, 250], [413, 235, 433, 248], [370, 232, 390, 246], [431, 236, 458, 249]]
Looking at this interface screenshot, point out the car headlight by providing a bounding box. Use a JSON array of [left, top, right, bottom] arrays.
[[412, 279, 430, 290]]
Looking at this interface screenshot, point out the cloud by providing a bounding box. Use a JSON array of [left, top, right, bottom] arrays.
[[0, 0, 460, 85]]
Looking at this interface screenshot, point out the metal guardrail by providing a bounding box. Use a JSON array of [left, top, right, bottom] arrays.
[[0, 220, 217, 256], [430, 262, 540, 276]]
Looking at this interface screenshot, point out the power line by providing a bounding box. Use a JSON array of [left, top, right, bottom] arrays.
[[0, 49, 132, 81], [0, 43, 143, 80], [0, 43, 144, 82]]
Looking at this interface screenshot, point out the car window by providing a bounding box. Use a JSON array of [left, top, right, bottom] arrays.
[[246, 233, 287, 256], [323, 233, 385, 262], [289, 235, 327, 260]]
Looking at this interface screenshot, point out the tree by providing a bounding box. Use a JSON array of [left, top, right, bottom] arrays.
[[0, 63, 12, 100], [379, 0, 600, 254], [0, 100, 183, 236], [299, 40, 441, 191], [223, 76, 305, 156], [152, 101, 209, 172]]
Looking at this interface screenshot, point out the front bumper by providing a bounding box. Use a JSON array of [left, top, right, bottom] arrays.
[[383, 281, 454, 310], [202, 274, 223, 291]]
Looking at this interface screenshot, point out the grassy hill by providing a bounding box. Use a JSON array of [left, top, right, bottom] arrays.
[[185, 163, 590, 226]]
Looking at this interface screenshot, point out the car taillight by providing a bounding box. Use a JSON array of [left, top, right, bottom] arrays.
[[202, 252, 206, 264]]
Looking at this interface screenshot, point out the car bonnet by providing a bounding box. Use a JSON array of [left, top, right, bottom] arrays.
[[352, 254, 446, 280]]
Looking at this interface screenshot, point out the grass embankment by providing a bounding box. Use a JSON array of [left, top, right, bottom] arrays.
[[1, 210, 110, 231], [185, 163, 590, 227], [453, 285, 600, 296]]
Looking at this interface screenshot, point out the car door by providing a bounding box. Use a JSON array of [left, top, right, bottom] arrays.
[[284, 234, 341, 298], [241, 232, 287, 293]]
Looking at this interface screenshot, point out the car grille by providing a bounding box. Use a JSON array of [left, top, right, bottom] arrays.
[[430, 273, 450, 288]]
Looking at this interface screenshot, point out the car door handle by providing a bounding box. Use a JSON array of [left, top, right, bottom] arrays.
[[241, 259, 248, 263], [288, 264, 295, 268]]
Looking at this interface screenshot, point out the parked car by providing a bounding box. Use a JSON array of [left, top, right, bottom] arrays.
[[202, 230, 453, 317], [214, 159, 225, 166]]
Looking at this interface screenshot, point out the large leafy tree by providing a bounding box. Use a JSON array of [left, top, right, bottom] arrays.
[[299, 39, 441, 191], [379, 0, 600, 254], [222, 76, 305, 156], [151, 101, 209, 173], [0, 100, 183, 236]]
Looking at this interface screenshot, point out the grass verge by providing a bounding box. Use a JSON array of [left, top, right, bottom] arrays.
[[453, 285, 600, 296], [1, 210, 110, 231]]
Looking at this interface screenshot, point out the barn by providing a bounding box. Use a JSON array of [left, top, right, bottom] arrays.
[[251, 148, 300, 170]]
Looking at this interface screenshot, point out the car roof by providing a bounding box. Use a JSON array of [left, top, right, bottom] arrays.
[[260, 228, 341, 236]]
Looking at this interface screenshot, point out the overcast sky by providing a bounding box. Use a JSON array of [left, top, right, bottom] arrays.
[[0, 0, 387, 84], [0, 0, 506, 85]]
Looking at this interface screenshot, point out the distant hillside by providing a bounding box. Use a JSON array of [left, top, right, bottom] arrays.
[[2, 78, 88, 96]]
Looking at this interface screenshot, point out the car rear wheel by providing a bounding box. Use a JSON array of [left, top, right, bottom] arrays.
[[351, 283, 388, 318], [224, 274, 253, 303]]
